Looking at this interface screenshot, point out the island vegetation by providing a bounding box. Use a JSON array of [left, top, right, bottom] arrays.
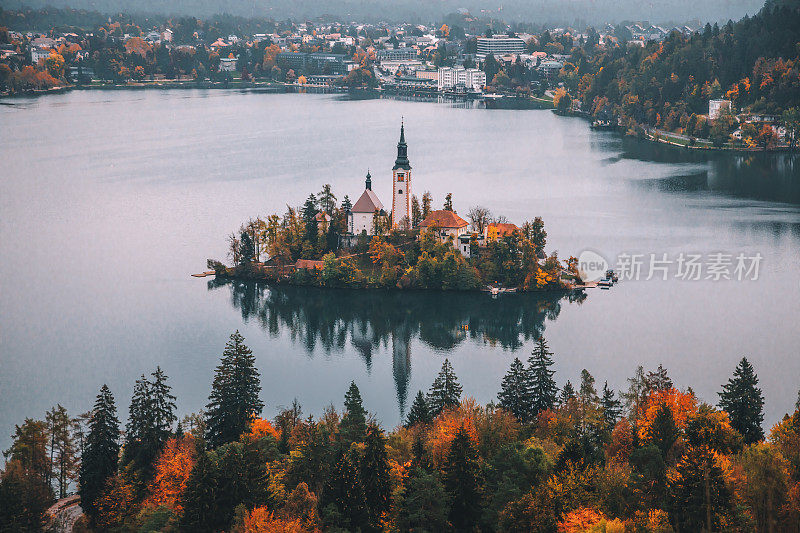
[[207, 186, 572, 292], [2, 331, 799, 532]]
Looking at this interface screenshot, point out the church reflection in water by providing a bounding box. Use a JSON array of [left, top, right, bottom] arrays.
[[208, 280, 585, 414]]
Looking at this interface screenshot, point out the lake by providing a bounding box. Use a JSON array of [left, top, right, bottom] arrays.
[[1, 89, 798, 451]]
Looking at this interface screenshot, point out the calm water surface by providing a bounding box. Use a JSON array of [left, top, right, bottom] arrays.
[[1, 90, 798, 450]]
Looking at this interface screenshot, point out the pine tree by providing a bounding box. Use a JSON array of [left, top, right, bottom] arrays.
[[528, 337, 558, 416], [719, 357, 765, 444], [397, 467, 450, 532], [206, 331, 264, 448], [579, 369, 599, 406], [668, 445, 731, 532], [45, 404, 78, 499], [126, 374, 152, 446], [180, 449, 223, 532], [498, 357, 533, 422], [444, 425, 483, 531], [341, 381, 367, 443], [405, 391, 432, 428], [150, 366, 177, 441], [559, 380, 576, 406], [648, 403, 680, 458], [322, 448, 367, 530], [427, 359, 462, 417], [600, 381, 622, 431], [341, 195, 352, 213], [646, 364, 673, 392], [361, 424, 391, 531], [79, 385, 120, 522]]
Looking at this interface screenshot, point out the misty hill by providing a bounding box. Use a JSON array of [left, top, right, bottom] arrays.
[[0, 0, 766, 26]]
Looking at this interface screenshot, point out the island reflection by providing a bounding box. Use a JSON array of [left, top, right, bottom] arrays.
[[208, 280, 585, 412]]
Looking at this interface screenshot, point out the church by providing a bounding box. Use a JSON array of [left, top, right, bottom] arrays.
[[346, 122, 412, 238]]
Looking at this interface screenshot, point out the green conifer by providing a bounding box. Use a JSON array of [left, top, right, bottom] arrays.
[[205, 331, 264, 448], [405, 391, 432, 428], [427, 359, 462, 417], [444, 425, 483, 531], [361, 424, 391, 530], [340, 381, 367, 443], [498, 357, 533, 422], [528, 337, 558, 415], [719, 357, 765, 444], [78, 385, 120, 522]]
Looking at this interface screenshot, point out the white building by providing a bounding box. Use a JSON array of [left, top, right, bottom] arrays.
[[161, 28, 173, 42], [437, 67, 486, 91], [219, 57, 237, 72], [709, 99, 732, 120], [31, 46, 51, 65], [349, 172, 384, 235], [476, 35, 526, 59], [419, 210, 469, 247]]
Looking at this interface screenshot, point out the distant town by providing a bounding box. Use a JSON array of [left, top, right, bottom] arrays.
[[2, 2, 799, 151]]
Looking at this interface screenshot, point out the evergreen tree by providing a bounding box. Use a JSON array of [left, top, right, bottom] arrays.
[[341, 381, 367, 443], [668, 445, 731, 532], [559, 380, 577, 406], [411, 194, 422, 227], [302, 194, 319, 238], [180, 449, 224, 532], [405, 391, 432, 428], [528, 337, 558, 415], [646, 364, 673, 392], [322, 448, 367, 531], [79, 385, 120, 522], [45, 404, 78, 499], [444, 425, 483, 531], [648, 403, 680, 459], [0, 460, 53, 532], [206, 331, 264, 448], [239, 231, 255, 264], [341, 195, 352, 213], [579, 369, 599, 406], [317, 184, 337, 214], [719, 357, 765, 445], [600, 381, 622, 431], [427, 359, 463, 417], [498, 357, 533, 422], [397, 467, 450, 532], [150, 366, 177, 441], [361, 424, 391, 531]]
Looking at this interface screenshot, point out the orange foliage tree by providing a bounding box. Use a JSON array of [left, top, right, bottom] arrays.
[[427, 398, 480, 467], [244, 506, 308, 532], [245, 416, 280, 441], [637, 388, 697, 443], [144, 436, 197, 513]]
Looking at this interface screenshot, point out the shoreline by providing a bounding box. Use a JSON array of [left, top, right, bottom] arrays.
[[3, 82, 795, 154]]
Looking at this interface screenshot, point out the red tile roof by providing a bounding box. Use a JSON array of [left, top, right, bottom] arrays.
[[486, 222, 520, 237], [419, 210, 469, 229], [352, 189, 384, 213], [295, 259, 324, 270]]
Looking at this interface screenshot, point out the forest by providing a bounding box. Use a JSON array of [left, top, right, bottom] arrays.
[[209, 186, 568, 292], [2, 331, 799, 532], [560, 0, 800, 144]]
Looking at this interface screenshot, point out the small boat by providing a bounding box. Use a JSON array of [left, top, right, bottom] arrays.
[[598, 279, 613, 287]]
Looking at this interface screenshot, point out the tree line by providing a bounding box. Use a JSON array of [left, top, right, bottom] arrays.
[[2, 331, 799, 531]]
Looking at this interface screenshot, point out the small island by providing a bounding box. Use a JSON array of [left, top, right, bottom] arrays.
[[206, 122, 584, 292]]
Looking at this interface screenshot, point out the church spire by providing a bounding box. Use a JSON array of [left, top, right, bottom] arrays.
[[365, 169, 372, 190], [393, 119, 411, 171]]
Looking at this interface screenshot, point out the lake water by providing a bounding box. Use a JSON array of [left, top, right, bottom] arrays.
[[1, 89, 798, 451]]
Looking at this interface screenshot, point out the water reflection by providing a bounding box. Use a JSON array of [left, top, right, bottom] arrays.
[[208, 280, 583, 412], [620, 138, 800, 204]]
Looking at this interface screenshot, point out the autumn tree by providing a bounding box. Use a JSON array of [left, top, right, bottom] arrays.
[[79, 385, 121, 522], [45, 404, 78, 498], [498, 357, 533, 422], [719, 357, 764, 445], [467, 205, 492, 234], [427, 359, 463, 417], [411, 194, 422, 227], [205, 331, 264, 448], [421, 191, 432, 220], [529, 338, 558, 415]]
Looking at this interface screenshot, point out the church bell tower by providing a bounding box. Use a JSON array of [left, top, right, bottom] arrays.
[[391, 120, 412, 229]]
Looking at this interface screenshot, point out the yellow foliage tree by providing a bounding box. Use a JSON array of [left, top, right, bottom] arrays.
[[144, 436, 197, 513]]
